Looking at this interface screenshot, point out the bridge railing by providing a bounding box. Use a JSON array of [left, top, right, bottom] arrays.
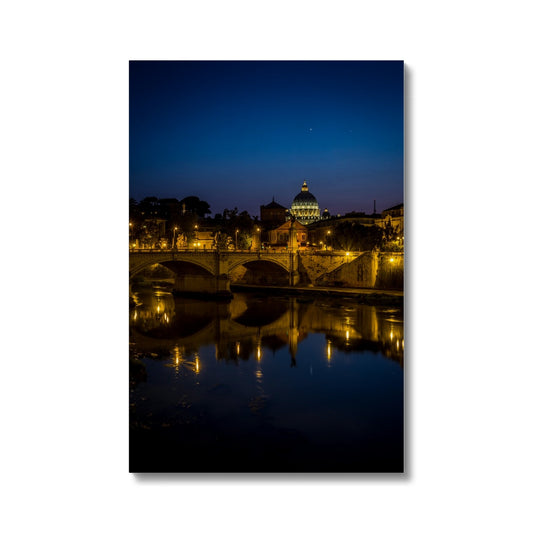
[[129, 248, 294, 254], [128, 248, 390, 256]]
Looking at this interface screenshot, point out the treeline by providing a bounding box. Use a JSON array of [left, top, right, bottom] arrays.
[[129, 196, 260, 249], [331, 221, 403, 252]]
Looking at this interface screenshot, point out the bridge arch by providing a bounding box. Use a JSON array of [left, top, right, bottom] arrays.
[[129, 255, 216, 278], [227, 258, 291, 286], [226, 257, 290, 274]]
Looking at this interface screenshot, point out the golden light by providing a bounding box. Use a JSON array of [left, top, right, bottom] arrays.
[[157, 305, 160, 313], [389, 257, 394, 263], [129, 222, 133, 227], [256, 345, 262, 361], [390, 330, 394, 340], [327, 340, 332, 359], [346, 252, 350, 256], [345, 330, 350, 340], [396, 340, 400, 350], [133, 310, 137, 321], [236, 341, 240, 356], [195, 356, 200, 374]]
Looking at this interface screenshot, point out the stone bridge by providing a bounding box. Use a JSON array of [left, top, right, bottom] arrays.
[[129, 250, 300, 296], [129, 249, 403, 295]]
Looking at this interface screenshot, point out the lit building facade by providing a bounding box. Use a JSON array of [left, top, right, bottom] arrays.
[[290, 181, 321, 225], [267, 219, 308, 248], [377, 203, 404, 234]]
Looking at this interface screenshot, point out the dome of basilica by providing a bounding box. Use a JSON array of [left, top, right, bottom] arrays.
[[290, 181, 321, 224]]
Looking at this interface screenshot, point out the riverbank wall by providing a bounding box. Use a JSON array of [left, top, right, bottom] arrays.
[[231, 284, 403, 306]]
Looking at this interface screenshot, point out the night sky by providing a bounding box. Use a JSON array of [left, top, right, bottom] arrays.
[[130, 61, 404, 217]]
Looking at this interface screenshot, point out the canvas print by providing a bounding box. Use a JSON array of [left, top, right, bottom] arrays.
[[129, 60, 404, 472]]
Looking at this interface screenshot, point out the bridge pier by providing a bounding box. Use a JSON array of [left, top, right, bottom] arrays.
[[289, 270, 300, 286], [173, 273, 232, 299], [289, 251, 300, 286]]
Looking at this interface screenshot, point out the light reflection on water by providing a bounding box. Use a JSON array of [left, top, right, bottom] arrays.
[[129, 288, 404, 472], [129, 290, 404, 367]]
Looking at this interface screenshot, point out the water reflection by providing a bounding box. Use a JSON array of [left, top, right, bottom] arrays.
[[130, 288, 404, 472], [129, 289, 404, 368]]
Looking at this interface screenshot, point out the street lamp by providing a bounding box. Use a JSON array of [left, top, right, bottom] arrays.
[[326, 230, 331, 251], [235, 228, 239, 251], [172, 226, 178, 249], [193, 224, 199, 251]]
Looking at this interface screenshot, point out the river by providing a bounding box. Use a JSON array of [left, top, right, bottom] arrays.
[[129, 286, 404, 472]]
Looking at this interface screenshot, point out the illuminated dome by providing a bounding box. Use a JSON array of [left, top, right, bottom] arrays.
[[290, 181, 321, 225]]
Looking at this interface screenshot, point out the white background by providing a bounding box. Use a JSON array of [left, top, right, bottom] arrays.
[[1, 1, 532, 532]]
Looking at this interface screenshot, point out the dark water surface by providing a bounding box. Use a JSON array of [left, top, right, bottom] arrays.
[[129, 287, 404, 472]]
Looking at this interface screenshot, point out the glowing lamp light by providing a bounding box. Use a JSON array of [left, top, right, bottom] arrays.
[[346, 252, 350, 256], [389, 257, 394, 263]]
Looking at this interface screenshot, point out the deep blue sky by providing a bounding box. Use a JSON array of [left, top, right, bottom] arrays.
[[130, 61, 403, 217]]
